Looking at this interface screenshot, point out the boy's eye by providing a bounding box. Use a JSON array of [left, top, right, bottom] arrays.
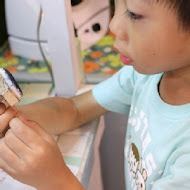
[[125, 10, 142, 20]]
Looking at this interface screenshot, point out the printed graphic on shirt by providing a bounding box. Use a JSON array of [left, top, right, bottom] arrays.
[[125, 105, 157, 189], [128, 143, 147, 190]]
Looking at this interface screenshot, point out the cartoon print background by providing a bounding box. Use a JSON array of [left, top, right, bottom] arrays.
[[0, 31, 124, 84]]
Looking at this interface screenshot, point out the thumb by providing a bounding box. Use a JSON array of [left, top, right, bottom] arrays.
[[18, 116, 54, 144]]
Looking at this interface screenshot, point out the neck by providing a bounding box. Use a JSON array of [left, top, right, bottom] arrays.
[[164, 65, 190, 85], [160, 66, 190, 105]]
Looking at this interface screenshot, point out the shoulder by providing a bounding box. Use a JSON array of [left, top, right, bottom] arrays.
[[115, 66, 162, 91], [93, 66, 162, 96], [92, 66, 161, 114]]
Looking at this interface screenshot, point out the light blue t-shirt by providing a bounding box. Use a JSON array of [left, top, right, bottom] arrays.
[[92, 66, 190, 190]]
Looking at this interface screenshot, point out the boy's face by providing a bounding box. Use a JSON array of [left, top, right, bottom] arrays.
[[110, 0, 190, 74]]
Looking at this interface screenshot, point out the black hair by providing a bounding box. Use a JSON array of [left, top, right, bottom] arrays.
[[153, 0, 190, 32]]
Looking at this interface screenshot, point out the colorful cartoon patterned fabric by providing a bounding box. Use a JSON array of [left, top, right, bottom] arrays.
[[0, 42, 49, 74], [83, 31, 124, 75], [0, 32, 124, 83]]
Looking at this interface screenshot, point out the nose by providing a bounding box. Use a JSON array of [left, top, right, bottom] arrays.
[[109, 15, 128, 40]]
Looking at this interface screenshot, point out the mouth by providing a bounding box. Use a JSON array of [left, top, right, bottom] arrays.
[[113, 47, 133, 65], [120, 54, 133, 65]]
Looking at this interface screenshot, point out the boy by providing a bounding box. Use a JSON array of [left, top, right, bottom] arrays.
[[0, 0, 190, 189]]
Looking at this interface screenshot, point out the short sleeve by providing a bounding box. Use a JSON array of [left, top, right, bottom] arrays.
[[152, 153, 190, 189], [92, 66, 138, 114]]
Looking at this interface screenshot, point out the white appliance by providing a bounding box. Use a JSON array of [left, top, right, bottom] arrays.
[[5, 0, 81, 97], [6, 0, 49, 60], [5, 0, 110, 96]]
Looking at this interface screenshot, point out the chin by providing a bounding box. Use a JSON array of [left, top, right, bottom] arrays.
[[132, 66, 148, 75], [133, 67, 159, 75]]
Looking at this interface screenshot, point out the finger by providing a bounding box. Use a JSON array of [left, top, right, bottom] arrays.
[[0, 106, 17, 134], [0, 138, 21, 172], [4, 129, 32, 162], [0, 157, 16, 176], [0, 107, 17, 138], [0, 126, 10, 139], [9, 118, 45, 150], [0, 103, 6, 115], [1, 99, 9, 109], [19, 116, 55, 144]]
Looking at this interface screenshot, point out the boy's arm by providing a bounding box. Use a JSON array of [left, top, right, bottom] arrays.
[[17, 90, 108, 135]]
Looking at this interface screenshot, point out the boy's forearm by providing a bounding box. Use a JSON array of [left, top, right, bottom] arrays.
[[38, 166, 85, 190], [16, 91, 107, 135], [39, 176, 85, 190], [16, 97, 79, 135]]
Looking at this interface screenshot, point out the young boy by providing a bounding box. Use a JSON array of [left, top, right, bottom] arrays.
[[0, 0, 190, 189]]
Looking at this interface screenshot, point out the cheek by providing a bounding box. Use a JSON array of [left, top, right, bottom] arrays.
[[131, 32, 174, 61], [131, 36, 158, 63], [128, 38, 165, 74]]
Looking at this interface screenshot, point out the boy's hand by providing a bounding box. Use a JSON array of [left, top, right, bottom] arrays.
[[0, 117, 70, 190], [0, 103, 18, 138]]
